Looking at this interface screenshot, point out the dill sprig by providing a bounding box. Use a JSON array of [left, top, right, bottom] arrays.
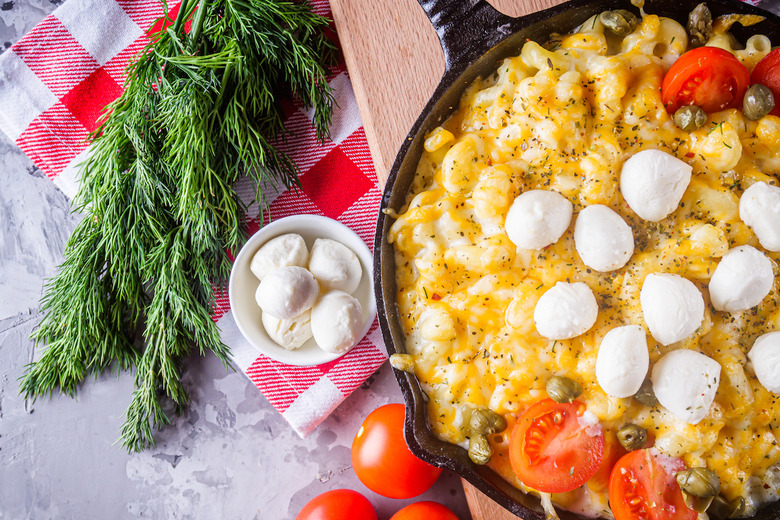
[[20, 0, 336, 451]]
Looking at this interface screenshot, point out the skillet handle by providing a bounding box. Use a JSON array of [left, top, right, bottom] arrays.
[[417, 0, 515, 71]]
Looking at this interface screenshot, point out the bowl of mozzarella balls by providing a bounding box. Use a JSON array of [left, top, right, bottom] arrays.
[[229, 215, 376, 366]]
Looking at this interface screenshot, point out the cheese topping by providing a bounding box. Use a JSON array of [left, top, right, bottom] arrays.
[[505, 189, 573, 249], [640, 273, 704, 346], [739, 181, 780, 252], [748, 331, 780, 393], [652, 349, 721, 425], [595, 325, 649, 398], [533, 281, 598, 340], [574, 204, 634, 272], [709, 245, 774, 312], [620, 149, 693, 222]]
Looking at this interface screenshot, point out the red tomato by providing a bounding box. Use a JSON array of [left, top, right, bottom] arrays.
[[296, 489, 377, 520], [662, 47, 750, 113], [508, 399, 604, 493], [351, 403, 443, 499], [609, 449, 696, 520], [751, 48, 780, 116], [389, 501, 460, 520], [588, 430, 627, 492]]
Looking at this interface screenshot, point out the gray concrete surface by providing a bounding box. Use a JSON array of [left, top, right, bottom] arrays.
[[0, 2, 471, 518]]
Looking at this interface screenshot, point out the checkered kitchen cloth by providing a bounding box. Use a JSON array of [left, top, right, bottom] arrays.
[[0, 0, 387, 437]]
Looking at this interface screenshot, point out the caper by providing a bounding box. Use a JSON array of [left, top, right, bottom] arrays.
[[546, 375, 583, 403], [676, 467, 721, 498], [673, 105, 708, 132], [468, 434, 492, 465], [687, 3, 713, 47], [470, 407, 507, 435], [743, 84, 775, 121], [617, 423, 647, 451], [633, 378, 659, 407], [389, 353, 415, 373], [708, 495, 747, 519], [681, 492, 715, 514], [599, 10, 638, 37]]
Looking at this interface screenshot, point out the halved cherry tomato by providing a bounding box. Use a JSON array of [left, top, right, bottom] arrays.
[[296, 489, 377, 520], [389, 501, 460, 520], [751, 48, 780, 117], [351, 403, 443, 499], [609, 449, 697, 520], [662, 47, 750, 113], [508, 399, 604, 493], [588, 430, 628, 492]]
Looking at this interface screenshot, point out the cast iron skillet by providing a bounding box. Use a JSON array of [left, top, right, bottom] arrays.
[[374, 1, 780, 518]]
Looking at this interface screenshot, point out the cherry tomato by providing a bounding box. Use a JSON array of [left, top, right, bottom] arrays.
[[296, 489, 377, 520], [609, 449, 696, 520], [351, 403, 443, 499], [751, 48, 780, 117], [662, 47, 750, 113], [588, 430, 627, 492], [389, 501, 460, 520], [509, 399, 604, 493]]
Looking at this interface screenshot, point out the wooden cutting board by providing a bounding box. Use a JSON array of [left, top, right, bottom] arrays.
[[327, 0, 564, 518]]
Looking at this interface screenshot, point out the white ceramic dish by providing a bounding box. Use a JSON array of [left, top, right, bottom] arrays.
[[229, 214, 376, 366]]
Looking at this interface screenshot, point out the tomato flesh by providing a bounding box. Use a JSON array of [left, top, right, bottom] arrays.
[[509, 399, 604, 493], [751, 48, 780, 117], [609, 449, 696, 520], [351, 403, 442, 499], [662, 47, 750, 113]]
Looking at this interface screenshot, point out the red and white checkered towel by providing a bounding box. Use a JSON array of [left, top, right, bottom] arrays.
[[0, 0, 387, 437]]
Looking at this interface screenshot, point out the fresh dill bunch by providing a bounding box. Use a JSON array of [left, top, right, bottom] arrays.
[[21, 0, 336, 451]]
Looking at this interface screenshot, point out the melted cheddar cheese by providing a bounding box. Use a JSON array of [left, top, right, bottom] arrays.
[[388, 12, 780, 518]]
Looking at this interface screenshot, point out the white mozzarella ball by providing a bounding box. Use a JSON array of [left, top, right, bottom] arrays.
[[739, 181, 780, 251], [748, 331, 780, 393], [250, 233, 308, 281], [308, 238, 363, 294], [255, 266, 319, 319], [620, 149, 692, 222], [262, 310, 312, 351], [574, 204, 635, 272], [534, 282, 598, 340], [505, 190, 573, 249], [596, 325, 649, 398], [709, 245, 773, 312], [640, 273, 704, 346], [651, 349, 721, 424], [311, 290, 363, 354]]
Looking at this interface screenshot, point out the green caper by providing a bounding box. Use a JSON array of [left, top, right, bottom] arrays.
[[389, 353, 415, 373], [673, 105, 708, 132], [468, 434, 493, 465], [676, 467, 721, 498], [681, 492, 715, 514], [470, 407, 508, 435], [708, 495, 747, 519], [687, 3, 713, 47], [599, 10, 638, 37], [633, 378, 659, 407], [743, 84, 775, 121], [546, 375, 583, 403], [616, 423, 647, 451]]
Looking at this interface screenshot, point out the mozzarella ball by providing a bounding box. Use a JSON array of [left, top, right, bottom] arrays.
[[250, 233, 308, 281], [640, 273, 704, 346], [709, 245, 773, 312], [620, 149, 692, 222], [596, 325, 649, 398], [651, 349, 721, 424], [262, 310, 312, 351], [534, 282, 598, 340], [574, 204, 635, 272], [308, 238, 363, 294], [739, 181, 780, 251], [505, 190, 573, 249], [748, 331, 780, 393], [311, 290, 363, 354], [255, 266, 319, 319]]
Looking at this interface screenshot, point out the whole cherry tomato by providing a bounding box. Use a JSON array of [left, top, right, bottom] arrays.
[[661, 47, 750, 113], [509, 399, 604, 493], [389, 501, 460, 520], [351, 403, 443, 499], [751, 47, 780, 116], [296, 489, 377, 520], [609, 449, 696, 520]]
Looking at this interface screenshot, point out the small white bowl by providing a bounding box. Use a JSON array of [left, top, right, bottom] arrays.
[[229, 215, 376, 366]]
